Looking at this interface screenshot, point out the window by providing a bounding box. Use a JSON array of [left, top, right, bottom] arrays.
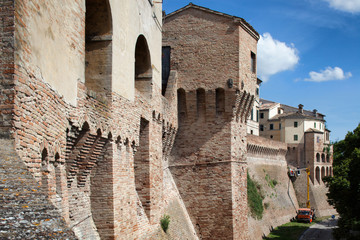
[[250, 130, 253, 135], [270, 124, 274, 130], [294, 135, 298, 141], [256, 110, 259, 122], [317, 136, 320, 143], [260, 113, 264, 119], [251, 52, 256, 73], [294, 121, 298, 128], [251, 109, 254, 120], [279, 123, 282, 129], [278, 108, 281, 114], [260, 125, 264, 131], [270, 135, 273, 139], [314, 122, 316, 128], [256, 88, 259, 96]]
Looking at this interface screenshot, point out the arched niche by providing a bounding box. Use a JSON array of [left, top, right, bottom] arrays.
[[85, 0, 113, 94], [215, 88, 225, 116], [135, 35, 152, 99], [177, 88, 187, 121], [196, 88, 206, 120]]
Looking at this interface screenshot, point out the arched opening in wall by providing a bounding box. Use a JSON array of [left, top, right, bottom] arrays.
[[326, 154, 330, 163], [134, 117, 151, 219], [196, 88, 206, 120], [316, 153, 320, 162], [41, 148, 49, 195], [135, 35, 152, 99], [85, 0, 113, 94], [330, 166, 332, 176], [315, 166, 320, 184], [215, 88, 225, 116], [321, 167, 325, 182], [177, 88, 187, 122], [54, 152, 62, 209], [321, 153, 325, 162], [326, 167, 329, 177]]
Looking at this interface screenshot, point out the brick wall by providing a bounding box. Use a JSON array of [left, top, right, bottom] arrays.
[[164, 4, 259, 239], [0, 0, 15, 138], [2, 1, 177, 239], [247, 135, 299, 239]]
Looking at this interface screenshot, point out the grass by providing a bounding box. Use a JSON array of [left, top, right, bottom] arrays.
[[264, 216, 329, 240], [160, 214, 170, 233], [247, 172, 264, 219], [265, 174, 278, 189]]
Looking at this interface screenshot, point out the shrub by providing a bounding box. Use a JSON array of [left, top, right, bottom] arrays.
[[160, 214, 170, 233], [265, 174, 278, 189], [247, 172, 264, 219]]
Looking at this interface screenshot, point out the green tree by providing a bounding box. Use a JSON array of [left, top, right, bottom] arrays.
[[324, 123, 360, 239]]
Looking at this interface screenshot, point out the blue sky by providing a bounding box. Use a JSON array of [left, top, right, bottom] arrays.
[[163, 0, 360, 141]]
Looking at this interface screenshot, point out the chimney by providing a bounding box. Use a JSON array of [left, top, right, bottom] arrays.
[[313, 109, 318, 117], [298, 104, 304, 114]]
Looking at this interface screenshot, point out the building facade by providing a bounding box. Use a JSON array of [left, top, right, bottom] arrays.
[[259, 100, 333, 185], [247, 78, 262, 135]]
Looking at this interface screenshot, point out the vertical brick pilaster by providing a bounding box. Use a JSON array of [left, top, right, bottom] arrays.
[[149, 118, 163, 225]]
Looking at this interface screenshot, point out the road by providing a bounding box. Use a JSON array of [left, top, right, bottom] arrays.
[[299, 217, 338, 240]]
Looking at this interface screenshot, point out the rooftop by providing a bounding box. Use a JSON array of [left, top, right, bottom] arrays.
[[164, 3, 259, 40], [261, 99, 326, 121]]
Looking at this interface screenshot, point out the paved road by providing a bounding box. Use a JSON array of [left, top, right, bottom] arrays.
[[299, 217, 338, 240]]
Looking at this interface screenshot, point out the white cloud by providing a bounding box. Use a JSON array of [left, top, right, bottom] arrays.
[[257, 33, 299, 82], [323, 0, 360, 13], [305, 66, 352, 82]]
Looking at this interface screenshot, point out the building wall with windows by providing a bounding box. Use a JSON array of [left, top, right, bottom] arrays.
[[284, 118, 305, 143], [247, 78, 262, 135]]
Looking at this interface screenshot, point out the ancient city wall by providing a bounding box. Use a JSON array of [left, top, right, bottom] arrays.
[[247, 135, 299, 239], [163, 5, 259, 239], [0, 0, 181, 239]]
